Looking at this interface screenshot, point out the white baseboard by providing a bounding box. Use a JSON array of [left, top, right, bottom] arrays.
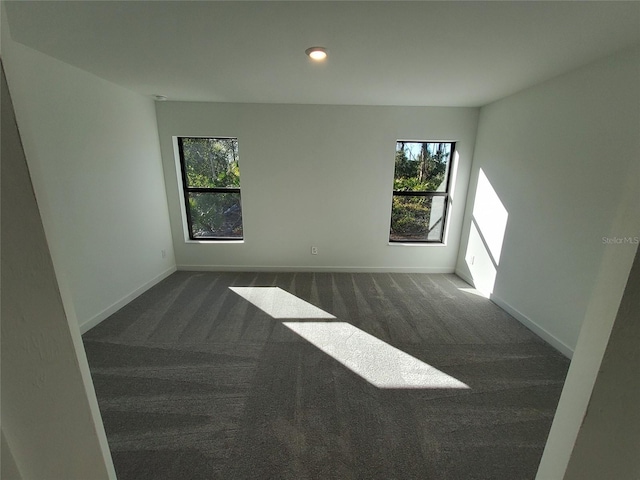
[[454, 270, 474, 286], [453, 270, 573, 358], [490, 294, 574, 359], [80, 265, 574, 357], [79, 266, 177, 334], [176, 264, 455, 274]]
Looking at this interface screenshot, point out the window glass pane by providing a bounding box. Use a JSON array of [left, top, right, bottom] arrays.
[[188, 192, 243, 238], [181, 138, 240, 188], [394, 142, 451, 192], [390, 195, 446, 242]]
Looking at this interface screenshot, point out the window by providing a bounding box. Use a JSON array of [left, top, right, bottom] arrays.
[[177, 137, 243, 240], [390, 141, 455, 243]]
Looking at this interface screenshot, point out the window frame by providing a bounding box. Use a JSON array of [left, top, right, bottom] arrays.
[[177, 136, 243, 241], [389, 141, 456, 244]]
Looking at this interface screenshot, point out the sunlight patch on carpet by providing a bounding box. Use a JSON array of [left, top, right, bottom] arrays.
[[229, 286, 336, 319], [230, 287, 468, 389], [284, 321, 470, 389]]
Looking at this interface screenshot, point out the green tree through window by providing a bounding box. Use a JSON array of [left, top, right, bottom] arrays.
[[390, 141, 454, 242], [178, 137, 243, 240]]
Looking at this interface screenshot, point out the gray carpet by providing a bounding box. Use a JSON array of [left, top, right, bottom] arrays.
[[83, 271, 569, 480]]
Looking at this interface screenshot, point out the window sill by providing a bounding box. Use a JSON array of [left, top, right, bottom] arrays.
[[388, 241, 446, 247], [184, 239, 244, 245]]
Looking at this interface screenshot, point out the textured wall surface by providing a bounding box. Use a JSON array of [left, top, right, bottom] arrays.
[[563, 247, 640, 480], [1, 62, 115, 479]]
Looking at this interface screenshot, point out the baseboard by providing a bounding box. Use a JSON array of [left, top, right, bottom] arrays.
[[489, 294, 574, 359], [453, 270, 573, 358], [79, 266, 177, 334], [176, 264, 455, 274], [454, 269, 474, 286]]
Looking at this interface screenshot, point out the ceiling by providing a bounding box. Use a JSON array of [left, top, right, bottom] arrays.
[[4, 1, 640, 107]]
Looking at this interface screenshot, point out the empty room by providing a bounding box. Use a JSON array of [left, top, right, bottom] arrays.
[[2, 1, 639, 479]]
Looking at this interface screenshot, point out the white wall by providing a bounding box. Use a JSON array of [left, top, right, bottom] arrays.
[[563, 244, 640, 480], [2, 30, 176, 331], [452, 45, 640, 479], [1, 428, 23, 479], [1, 60, 115, 479], [456, 45, 640, 355], [156, 103, 479, 272]]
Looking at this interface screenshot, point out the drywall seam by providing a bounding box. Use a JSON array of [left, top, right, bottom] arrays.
[[176, 264, 455, 274], [79, 266, 176, 333]]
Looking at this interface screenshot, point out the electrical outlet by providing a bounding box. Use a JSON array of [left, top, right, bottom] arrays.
[[311, 246, 318, 255], [161, 249, 167, 259]]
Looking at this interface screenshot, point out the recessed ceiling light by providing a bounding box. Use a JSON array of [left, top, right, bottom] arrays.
[[153, 94, 168, 101], [305, 47, 328, 61]]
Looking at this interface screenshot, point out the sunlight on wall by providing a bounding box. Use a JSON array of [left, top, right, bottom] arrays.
[[465, 169, 508, 296], [230, 286, 469, 389], [284, 322, 470, 389], [229, 286, 336, 319], [473, 169, 509, 261], [466, 223, 498, 295]]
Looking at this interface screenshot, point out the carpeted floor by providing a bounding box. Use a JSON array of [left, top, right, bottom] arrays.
[[83, 271, 569, 480]]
